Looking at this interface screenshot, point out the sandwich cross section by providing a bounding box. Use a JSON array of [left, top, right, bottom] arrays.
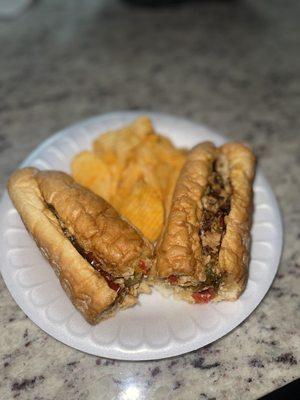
[[8, 168, 153, 324], [154, 142, 256, 303]]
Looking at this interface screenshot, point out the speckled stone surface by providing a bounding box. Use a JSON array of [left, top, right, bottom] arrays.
[[0, 0, 299, 399]]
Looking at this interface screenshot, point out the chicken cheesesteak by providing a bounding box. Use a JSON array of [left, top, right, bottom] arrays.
[[7, 129, 257, 325], [154, 142, 256, 303], [8, 168, 153, 324]]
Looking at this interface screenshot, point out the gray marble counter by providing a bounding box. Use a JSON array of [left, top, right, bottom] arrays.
[[0, 0, 299, 399]]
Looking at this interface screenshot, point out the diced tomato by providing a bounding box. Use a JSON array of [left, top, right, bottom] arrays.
[[83, 251, 120, 293], [85, 252, 97, 266], [106, 280, 121, 293], [192, 288, 215, 303], [139, 260, 149, 274], [99, 269, 121, 293], [168, 274, 178, 284]]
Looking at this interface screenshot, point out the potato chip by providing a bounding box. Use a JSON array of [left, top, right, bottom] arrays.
[[118, 180, 164, 242], [93, 116, 154, 165], [71, 151, 120, 202], [71, 117, 187, 242], [134, 135, 186, 199], [112, 160, 143, 206]]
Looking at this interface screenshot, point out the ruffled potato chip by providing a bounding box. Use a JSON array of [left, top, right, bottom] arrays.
[[134, 135, 186, 200], [71, 151, 120, 202], [93, 116, 154, 165], [111, 159, 144, 209], [118, 181, 164, 242], [71, 117, 187, 242]]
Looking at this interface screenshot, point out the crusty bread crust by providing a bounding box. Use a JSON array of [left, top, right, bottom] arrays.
[[154, 142, 256, 302], [155, 142, 216, 281], [36, 170, 153, 278], [7, 168, 152, 324], [7, 140, 255, 317], [216, 143, 256, 300]]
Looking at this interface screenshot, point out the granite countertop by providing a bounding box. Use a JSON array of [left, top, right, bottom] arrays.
[[0, 0, 299, 399]]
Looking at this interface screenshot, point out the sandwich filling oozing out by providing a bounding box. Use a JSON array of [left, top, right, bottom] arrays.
[[167, 156, 231, 303], [47, 204, 148, 306]]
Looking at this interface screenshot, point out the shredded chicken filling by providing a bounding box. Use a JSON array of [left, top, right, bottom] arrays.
[[166, 157, 231, 301], [199, 158, 231, 292]]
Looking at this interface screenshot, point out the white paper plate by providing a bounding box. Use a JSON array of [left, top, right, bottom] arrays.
[[0, 112, 283, 360]]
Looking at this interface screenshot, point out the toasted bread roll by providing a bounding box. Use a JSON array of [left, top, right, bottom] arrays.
[[8, 168, 153, 324], [154, 142, 256, 303]]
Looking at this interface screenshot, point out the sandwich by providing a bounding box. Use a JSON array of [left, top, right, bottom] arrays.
[[153, 142, 256, 303], [7, 168, 153, 324]]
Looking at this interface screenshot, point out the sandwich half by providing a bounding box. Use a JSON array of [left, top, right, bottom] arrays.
[[7, 168, 153, 324], [153, 142, 256, 303]]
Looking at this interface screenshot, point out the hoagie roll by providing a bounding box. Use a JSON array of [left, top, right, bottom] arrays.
[[8, 168, 153, 324], [154, 142, 256, 303]]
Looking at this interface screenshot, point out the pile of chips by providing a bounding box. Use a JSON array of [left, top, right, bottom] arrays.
[[71, 116, 186, 242]]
